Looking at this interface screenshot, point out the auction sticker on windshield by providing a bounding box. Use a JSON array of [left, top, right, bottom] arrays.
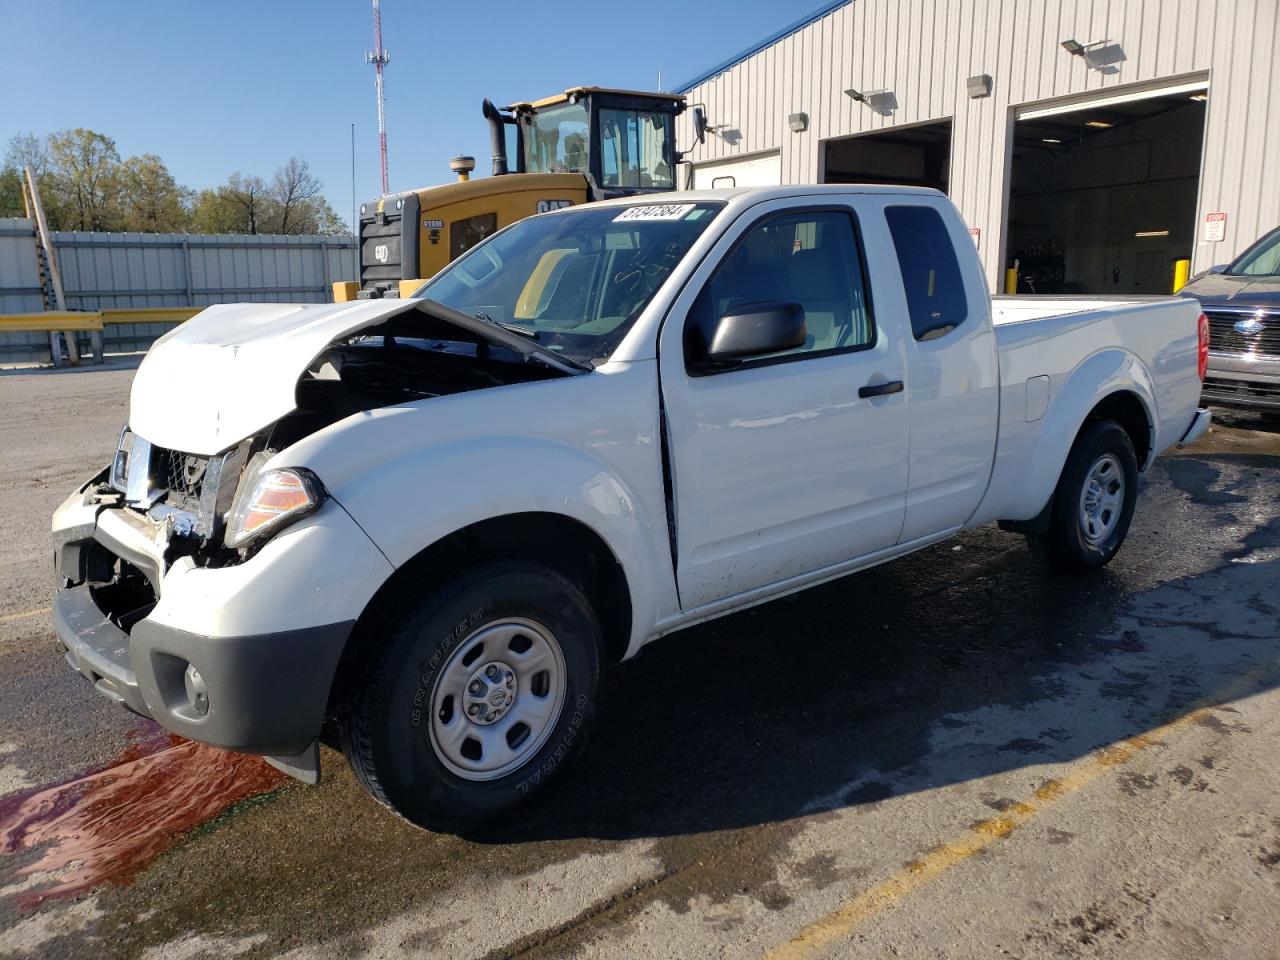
[[613, 203, 697, 222]]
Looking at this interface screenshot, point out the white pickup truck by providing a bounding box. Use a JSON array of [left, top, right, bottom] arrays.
[[52, 186, 1210, 830]]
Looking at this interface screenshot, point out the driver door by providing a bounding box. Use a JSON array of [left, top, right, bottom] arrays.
[[658, 200, 910, 609]]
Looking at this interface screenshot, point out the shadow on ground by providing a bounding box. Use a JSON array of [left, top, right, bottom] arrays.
[[486, 493, 1280, 845], [5, 425, 1278, 959]]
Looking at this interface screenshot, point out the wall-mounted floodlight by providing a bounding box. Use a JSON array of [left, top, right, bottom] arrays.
[[844, 88, 897, 116], [1060, 37, 1127, 72], [967, 74, 993, 99], [788, 112, 809, 133]]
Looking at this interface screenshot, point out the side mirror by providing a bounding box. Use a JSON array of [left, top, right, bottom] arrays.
[[692, 106, 708, 145], [702, 300, 806, 365], [1206, 263, 1228, 275]]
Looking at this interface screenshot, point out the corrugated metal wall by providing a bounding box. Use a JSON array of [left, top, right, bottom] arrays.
[[0, 220, 356, 362], [676, 0, 1280, 289]]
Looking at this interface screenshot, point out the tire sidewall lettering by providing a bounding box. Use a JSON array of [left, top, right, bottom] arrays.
[[408, 607, 486, 728]]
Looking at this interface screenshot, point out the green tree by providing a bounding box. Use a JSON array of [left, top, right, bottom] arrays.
[[1, 133, 53, 220], [189, 187, 241, 234], [0, 168, 23, 218], [118, 154, 191, 232], [46, 128, 122, 230], [188, 173, 270, 234], [304, 198, 350, 236]]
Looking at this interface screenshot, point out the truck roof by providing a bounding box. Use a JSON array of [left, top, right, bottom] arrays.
[[582, 183, 947, 209], [509, 87, 688, 111]]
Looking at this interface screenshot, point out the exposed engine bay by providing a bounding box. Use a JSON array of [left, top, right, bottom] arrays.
[[287, 313, 566, 446], [85, 311, 572, 598]]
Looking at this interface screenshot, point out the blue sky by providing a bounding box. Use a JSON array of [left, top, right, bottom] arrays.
[[0, 0, 823, 229]]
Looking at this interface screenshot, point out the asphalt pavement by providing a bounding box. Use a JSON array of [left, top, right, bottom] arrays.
[[1, 360, 1277, 959]]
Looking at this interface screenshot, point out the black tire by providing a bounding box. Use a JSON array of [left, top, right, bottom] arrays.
[[1028, 419, 1139, 571], [337, 560, 601, 832]]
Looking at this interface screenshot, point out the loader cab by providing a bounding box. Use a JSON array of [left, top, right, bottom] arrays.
[[335, 87, 686, 301], [508, 87, 686, 197]]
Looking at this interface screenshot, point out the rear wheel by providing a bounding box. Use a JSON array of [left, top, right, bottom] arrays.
[[1028, 420, 1138, 571], [338, 560, 601, 832]]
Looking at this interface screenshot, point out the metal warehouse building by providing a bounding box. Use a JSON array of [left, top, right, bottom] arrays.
[[674, 0, 1280, 296]]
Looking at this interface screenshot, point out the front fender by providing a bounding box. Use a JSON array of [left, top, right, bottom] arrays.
[[274, 366, 672, 654]]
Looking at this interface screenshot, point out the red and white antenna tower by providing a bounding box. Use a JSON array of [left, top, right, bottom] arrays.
[[365, 0, 391, 195]]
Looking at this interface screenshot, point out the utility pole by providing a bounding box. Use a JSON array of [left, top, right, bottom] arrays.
[[365, 0, 390, 196], [350, 122, 358, 275]]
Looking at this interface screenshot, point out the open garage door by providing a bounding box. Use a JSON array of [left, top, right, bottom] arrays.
[[1006, 85, 1208, 295], [822, 120, 952, 192], [691, 151, 781, 190]]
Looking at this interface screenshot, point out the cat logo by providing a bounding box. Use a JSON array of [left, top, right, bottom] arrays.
[[536, 199, 574, 214], [374, 244, 390, 263]]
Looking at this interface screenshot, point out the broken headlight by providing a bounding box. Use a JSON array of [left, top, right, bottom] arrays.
[[225, 456, 324, 549]]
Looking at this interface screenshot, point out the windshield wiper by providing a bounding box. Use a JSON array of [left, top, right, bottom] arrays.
[[470, 311, 594, 373], [474, 313, 540, 340]]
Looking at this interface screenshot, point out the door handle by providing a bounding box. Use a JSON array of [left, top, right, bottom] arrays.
[[858, 380, 904, 399]]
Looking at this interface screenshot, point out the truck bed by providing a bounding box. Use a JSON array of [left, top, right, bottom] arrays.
[[971, 296, 1204, 526]]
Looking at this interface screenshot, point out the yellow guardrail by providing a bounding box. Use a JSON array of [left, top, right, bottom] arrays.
[[0, 307, 202, 334], [100, 307, 202, 324], [0, 311, 104, 333]]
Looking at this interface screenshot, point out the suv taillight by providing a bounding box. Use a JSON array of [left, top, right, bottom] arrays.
[[1197, 313, 1209, 381]]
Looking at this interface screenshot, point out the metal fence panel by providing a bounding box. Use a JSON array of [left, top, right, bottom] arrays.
[[0, 220, 357, 361]]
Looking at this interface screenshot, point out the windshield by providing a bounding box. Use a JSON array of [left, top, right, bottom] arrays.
[[523, 101, 590, 174], [1228, 228, 1280, 277], [414, 202, 724, 365]]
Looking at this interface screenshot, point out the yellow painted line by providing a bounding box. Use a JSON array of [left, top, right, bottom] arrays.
[[0, 606, 51, 625], [763, 669, 1270, 960]]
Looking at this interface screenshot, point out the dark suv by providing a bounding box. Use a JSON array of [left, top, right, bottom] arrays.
[[1180, 227, 1280, 409]]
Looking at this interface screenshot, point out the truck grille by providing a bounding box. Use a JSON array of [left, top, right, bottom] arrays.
[[154, 447, 210, 513], [1203, 376, 1280, 407], [1205, 309, 1280, 358]]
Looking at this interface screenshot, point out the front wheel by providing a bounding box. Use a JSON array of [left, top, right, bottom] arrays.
[[1028, 420, 1139, 571], [338, 560, 601, 832]]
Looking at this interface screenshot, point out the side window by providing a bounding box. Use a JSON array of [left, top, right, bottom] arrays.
[[686, 209, 874, 370], [884, 205, 968, 341], [450, 212, 498, 261], [600, 110, 674, 189]]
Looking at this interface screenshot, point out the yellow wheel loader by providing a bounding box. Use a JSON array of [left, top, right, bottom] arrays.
[[333, 87, 693, 301]]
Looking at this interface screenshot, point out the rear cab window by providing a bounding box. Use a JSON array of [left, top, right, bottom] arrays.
[[884, 205, 968, 341]]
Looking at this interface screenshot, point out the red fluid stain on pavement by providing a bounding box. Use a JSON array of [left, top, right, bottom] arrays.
[[0, 720, 286, 911]]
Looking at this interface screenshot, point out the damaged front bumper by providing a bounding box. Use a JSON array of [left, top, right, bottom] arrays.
[[51, 473, 392, 782]]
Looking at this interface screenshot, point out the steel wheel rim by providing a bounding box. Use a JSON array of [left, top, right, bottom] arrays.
[[1078, 453, 1125, 545], [428, 617, 567, 782]]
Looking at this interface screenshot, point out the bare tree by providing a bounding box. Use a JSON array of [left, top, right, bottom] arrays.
[[5, 132, 51, 178], [269, 156, 323, 234], [224, 173, 269, 234]]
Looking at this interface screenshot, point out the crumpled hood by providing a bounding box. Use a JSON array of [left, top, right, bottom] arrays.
[[1180, 272, 1280, 307], [128, 297, 576, 456]]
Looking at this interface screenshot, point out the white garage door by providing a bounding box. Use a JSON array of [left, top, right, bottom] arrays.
[[691, 151, 782, 190]]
